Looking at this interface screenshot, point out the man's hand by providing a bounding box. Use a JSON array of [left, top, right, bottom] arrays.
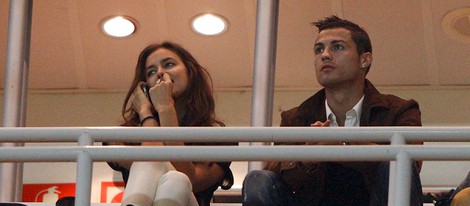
[[310, 120, 331, 127], [307, 120, 345, 145]]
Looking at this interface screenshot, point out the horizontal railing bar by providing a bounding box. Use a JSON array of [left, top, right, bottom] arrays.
[[1, 127, 470, 142], [1, 145, 470, 162], [1, 127, 468, 206]]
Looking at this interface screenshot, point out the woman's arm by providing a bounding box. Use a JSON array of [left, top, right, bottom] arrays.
[[141, 105, 225, 192], [144, 74, 227, 192]]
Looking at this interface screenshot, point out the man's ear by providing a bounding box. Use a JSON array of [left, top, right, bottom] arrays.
[[360, 52, 373, 68]]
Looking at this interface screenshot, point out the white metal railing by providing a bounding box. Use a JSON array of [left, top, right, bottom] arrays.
[[1, 127, 470, 206]]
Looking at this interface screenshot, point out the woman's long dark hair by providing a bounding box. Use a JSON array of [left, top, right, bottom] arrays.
[[121, 41, 223, 127]]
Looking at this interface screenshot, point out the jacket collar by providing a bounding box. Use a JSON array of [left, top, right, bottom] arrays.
[[297, 79, 390, 125]]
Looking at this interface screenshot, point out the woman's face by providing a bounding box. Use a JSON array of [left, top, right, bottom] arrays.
[[144, 48, 189, 99]]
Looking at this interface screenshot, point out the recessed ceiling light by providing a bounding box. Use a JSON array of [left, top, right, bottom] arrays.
[[101, 16, 137, 38], [442, 8, 470, 43], [191, 13, 228, 36]]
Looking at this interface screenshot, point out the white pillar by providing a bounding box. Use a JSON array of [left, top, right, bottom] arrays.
[[0, 0, 32, 201], [248, 0, 279, 171]]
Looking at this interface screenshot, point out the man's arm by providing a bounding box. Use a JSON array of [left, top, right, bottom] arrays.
[[394, 100, 423, 171]]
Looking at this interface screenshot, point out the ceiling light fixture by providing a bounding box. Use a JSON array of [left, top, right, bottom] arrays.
[[101, 16, 137, 38], [442, 8, 470, 43], [191, 13, 228, 36]]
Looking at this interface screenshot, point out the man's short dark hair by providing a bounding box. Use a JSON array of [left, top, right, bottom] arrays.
[[312, 15, 372, 56]]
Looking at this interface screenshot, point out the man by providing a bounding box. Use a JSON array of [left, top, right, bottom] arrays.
[[448, 171, 470, 205], [242, 15, 423, 206]]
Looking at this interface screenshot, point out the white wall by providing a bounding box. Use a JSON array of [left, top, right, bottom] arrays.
[[2, 87, 470, 201]]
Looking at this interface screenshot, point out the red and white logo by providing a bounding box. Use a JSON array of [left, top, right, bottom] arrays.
[[23, 183, 75, 202], [101, 182, 125, 203]]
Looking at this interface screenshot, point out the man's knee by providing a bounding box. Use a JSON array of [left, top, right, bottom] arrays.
[[451, 187, 470, 206], [243, 170, 283, 206], [244, 170, 276, 185]]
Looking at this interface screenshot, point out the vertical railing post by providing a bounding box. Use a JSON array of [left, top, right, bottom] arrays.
[[78, 131, 93, 146], [394, 151, 412, 206], [75, 152, 93, 206], [388, 132, 406, 205], [75, 132, 93, 206], [248, 0, 280, 171]]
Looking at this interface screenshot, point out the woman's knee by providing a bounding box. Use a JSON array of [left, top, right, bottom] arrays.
[[160, 171, 192, 188], [155, 171, 194, 205]]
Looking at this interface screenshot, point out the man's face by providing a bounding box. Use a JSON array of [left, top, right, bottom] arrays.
[[313, 28, 366, 89]]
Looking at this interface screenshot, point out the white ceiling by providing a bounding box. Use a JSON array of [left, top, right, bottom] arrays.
[[1, 0, 470, 92]]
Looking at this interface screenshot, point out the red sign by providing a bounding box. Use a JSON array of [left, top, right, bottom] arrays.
[[23, 182, 125, 203], [22, 183, 75, 202], [101, 182, 125, 203]]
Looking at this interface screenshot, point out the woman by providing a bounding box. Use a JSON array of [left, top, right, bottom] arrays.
[[106, 41, 234, 206]]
